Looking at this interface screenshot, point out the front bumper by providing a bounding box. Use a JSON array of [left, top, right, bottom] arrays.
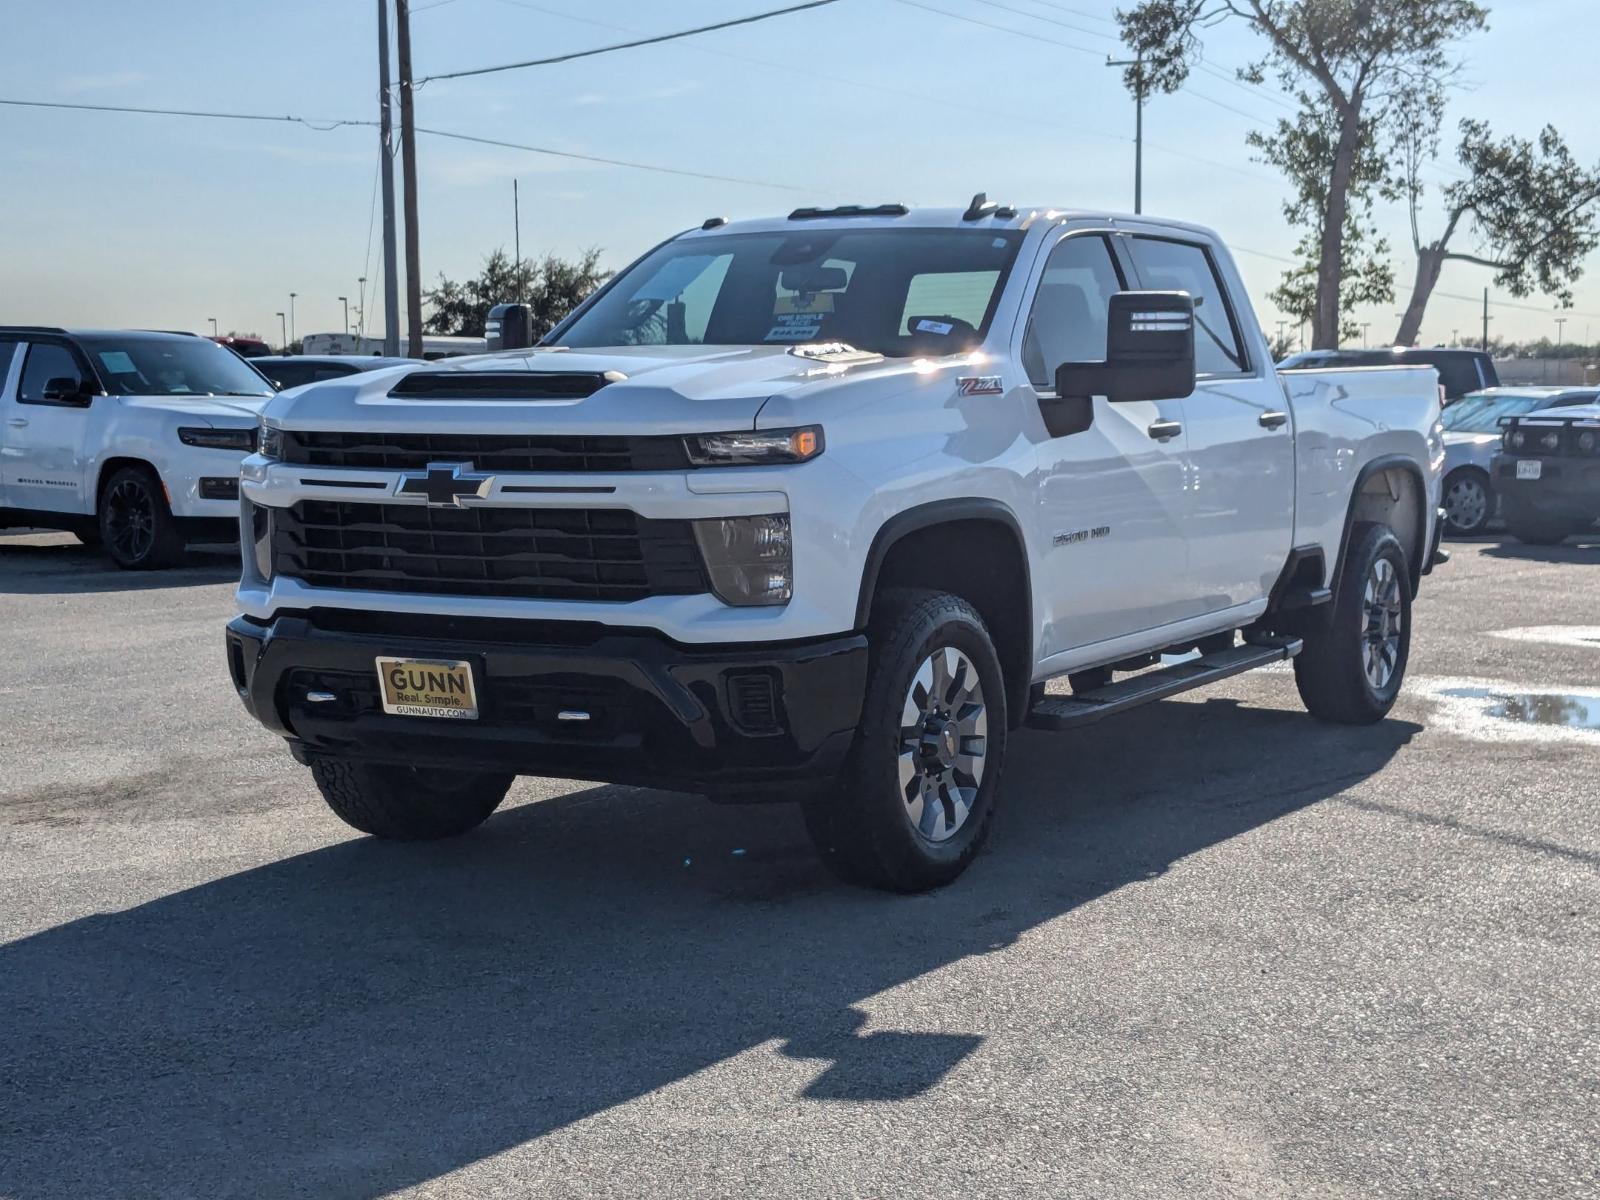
[[1492, 454, 1600, 520], [225, 610, 867, 794]]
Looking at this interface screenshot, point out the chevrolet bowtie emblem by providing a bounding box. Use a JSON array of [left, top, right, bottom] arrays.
[[395, 461, 495, 507]]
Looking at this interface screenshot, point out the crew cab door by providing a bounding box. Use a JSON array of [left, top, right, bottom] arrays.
[[1019, 231, 1193, 659], [1123, 234, 1294, 614], [0, 338, 97, 515]]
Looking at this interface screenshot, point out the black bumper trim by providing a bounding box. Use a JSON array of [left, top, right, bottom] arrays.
[[226, 612, 867, 794]]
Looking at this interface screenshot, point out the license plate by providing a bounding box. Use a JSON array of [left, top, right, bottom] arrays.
[[375, 656, 479, 720], [1517, 459, 1543, 481]]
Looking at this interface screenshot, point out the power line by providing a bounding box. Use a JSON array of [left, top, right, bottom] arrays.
[[890, 0, 1102, 57], [417, 0, 843, 84], [965, 0, 1117, 42], [0, 95, 362, 131]]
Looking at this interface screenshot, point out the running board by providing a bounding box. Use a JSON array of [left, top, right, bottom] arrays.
[[1026, 635, 1303, 732]]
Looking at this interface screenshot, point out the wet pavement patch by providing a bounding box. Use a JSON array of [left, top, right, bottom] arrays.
[[1411, 676, 1600, 744]]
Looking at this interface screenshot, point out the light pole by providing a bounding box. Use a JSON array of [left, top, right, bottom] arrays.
[[1556, 316, 1567, 348], [1105, 52, 1146, 214], [288, 292, 297, 346], [275, 311, 286, 351], [1452, 328, 1460, 347], [1361, 322, 1371, 349], [339, 296, 349, 337], [357, 276, 367, 340], [208, 317, 218, 336]]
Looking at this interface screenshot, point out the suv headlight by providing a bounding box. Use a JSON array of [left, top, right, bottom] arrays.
[[258, 420, 283, 461], [178, 426, 257, 452], [684, 426, 822, 467], [694, 514, 792, 606]]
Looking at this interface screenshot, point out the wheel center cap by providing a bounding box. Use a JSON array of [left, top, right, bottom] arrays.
[[920, 718, 960, 768]]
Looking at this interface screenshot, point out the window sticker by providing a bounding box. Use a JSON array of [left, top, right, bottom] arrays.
[[765, 317, 824, 341], [915, 319, 954, 336], [97, 351, 138, 374], [775, 292, 835, 315]]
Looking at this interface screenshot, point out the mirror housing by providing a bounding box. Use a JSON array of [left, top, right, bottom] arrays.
[[1055, 291, 1197, 404], [42, 376, 90, 404]]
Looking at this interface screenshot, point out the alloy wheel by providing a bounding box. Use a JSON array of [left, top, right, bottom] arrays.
[[898, 645, 987, 843], [105, 479, 156, 563], [1361, 557, 1404, 691]]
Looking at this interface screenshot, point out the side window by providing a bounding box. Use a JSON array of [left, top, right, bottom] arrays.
[[1126, 237, 1247, 376], [1021, 234, 1123, 389], [18, 343, 87, 406]]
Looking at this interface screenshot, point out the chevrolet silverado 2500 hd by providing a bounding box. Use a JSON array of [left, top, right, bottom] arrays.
[[226, 199, 1446, 891], [1, 328, 273, 567]]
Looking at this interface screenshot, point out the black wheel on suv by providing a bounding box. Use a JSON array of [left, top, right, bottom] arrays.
[[801, 588, 1008, 892], [1293, 522, 1412, 725], [98, 465, 186, 569], [1441, 467, 1493, 536], [308, 757, 514, 840]]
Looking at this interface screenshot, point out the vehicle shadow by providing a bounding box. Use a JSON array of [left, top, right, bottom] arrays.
[[0, 534, 238, 594], [1479, 533, 1600, 565], [0, 698, 1419, 1199]]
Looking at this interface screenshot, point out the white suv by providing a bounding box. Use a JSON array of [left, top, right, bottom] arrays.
[[0, 327, 273, 567]]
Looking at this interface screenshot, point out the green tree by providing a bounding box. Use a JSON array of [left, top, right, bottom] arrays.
[[1393, 119, 1600, 346], [1116, 0, 1487, 349], [423, 248, 608, 339]]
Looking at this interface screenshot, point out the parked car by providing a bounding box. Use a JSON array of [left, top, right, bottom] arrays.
[[211, 335, 273, 359], [1491, 403, 1600, 544], [1438, 386, 1600, 534], [252, 355, 421, 391], [227, 200, 1444, 891], [1279, 346, 1498, 401], [300, 333, 487, 358], [0, 327, 272, 567]]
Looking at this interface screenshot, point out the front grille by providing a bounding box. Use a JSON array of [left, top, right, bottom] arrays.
[[272, 500, 707, 602], [283, 430, 692, 473]]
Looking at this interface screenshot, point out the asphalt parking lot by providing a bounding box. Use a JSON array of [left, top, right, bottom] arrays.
[[2, 530, 1597, 1199]]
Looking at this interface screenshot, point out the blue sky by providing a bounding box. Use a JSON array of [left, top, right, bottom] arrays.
[[3, 0, 1596, 348]]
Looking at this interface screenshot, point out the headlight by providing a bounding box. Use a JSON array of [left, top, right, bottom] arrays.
[[1541, 431, 1561, 451], [258, 420, 283, 461], [178, 426, 257, 452], [693, 514, 792, 606], [1579, 430, 1596, 453], [1510, 430, 1526, 449], [683, 426, 823, 467]]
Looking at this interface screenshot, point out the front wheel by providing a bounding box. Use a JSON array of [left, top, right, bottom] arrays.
[[98, 465, 186, 569], [308, 757, 514, 840], [1441, 469, 1493, 536], [802, 589, 1007, 892], [1293, 522, 1412, 725]]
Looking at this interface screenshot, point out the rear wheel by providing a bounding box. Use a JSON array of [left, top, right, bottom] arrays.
[[802, 589, 1007, 892], [308, 756, 514, 840], [1441, 468, 1493, 536], [1293, 522, 1412, 725], [98, 465, 186, 569]]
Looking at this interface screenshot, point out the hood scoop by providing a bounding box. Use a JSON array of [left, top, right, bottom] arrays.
[[786, 342, 882, 366], [388, 369, 627, 400]]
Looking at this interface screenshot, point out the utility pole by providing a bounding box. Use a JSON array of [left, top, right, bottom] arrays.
[[1482, 288, 1490, 352], [1556, 316, 1567, 348], [377, 0, 400, 357], [339, 296, 349, 336], [1360, 322, 1371, 349], [1105, 52, 1144, 214], [396, 0, 423, 358], [514, 178, 522, 303], [357, 275, 368, 341]]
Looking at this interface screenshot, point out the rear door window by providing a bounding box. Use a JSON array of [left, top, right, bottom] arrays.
[[1126, 236, 1248, 376]]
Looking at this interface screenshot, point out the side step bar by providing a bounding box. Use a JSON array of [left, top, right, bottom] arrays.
[[1026, 634, 1303, 732]]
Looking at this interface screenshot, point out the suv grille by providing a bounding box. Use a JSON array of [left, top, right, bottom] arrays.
[[282, 430, 692, 473], [272, 500, 707, 602]]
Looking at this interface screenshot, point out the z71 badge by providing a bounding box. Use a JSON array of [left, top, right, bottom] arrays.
[[957, 376, 1004, 396]]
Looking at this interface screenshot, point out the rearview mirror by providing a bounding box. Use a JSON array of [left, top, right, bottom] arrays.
[[1055, 291, 1197, 404], [42, 376, 90, 404]]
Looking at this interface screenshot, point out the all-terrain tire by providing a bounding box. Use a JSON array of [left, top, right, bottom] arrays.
[[98, 464, 187, 569], [802, 588, 1008, 892], [1293, 522, 1412, 725], [308, 756, 514, 840]]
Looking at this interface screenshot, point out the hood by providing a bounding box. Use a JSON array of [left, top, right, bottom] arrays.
[[1442, 430, 1500, 448], [264, 343, 923, 436], [120, 393, 269, 423], [1527, 403, 1600, 421]]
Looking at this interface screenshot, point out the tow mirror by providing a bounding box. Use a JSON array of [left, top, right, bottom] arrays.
[[1055, 291, 1197, 404], [42, 376, 90, 404]]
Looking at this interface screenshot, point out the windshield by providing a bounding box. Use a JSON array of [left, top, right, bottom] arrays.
[[81, 336, 274, 398], [1441, 393, 1564, 433], [557, 228, 1025, 357]]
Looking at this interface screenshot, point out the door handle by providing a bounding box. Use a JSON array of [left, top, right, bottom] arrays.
[[5, 418, 27, 428], [1146, 418, 1182, 441], [1258, 410, 1289, 429]]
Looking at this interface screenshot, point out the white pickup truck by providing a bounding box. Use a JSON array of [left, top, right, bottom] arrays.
[[227, 200, 1446, 891], [0, 328, 273, 566]]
